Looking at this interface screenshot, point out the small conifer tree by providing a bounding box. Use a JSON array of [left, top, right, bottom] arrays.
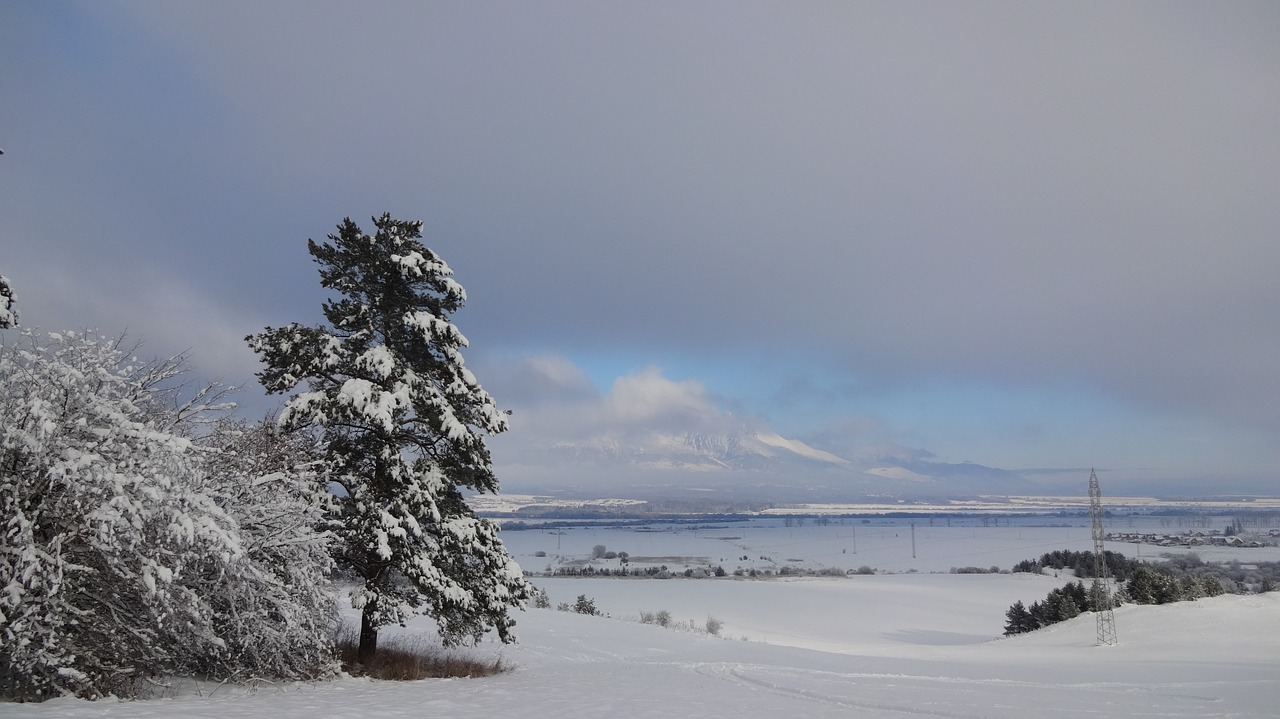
[[1003, 600, 1036, 636]]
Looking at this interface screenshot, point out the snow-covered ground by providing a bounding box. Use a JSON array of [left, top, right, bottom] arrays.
[[9, 521, 1279, 718]]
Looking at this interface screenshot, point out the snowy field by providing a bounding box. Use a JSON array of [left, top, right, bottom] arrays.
[[9, 519, 1280, 718]]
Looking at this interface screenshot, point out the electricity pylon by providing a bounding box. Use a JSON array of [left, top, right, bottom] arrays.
[[1089, 468, 1118, 645]]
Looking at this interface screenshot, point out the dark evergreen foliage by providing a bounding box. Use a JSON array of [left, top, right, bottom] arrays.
[[572, 594, 600, 616], [1004, 546, 1280, 636], [1005, 581, 1099, 636], [1011, 549, 1141, 581], [1003, 601, 1037, 636], [247, 214, 530, 664]]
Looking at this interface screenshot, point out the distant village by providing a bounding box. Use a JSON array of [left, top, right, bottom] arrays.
[[1106, 528, 1280, 549]]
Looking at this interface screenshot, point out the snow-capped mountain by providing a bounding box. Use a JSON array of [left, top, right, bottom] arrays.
[[523, 428, 1036, 499], [549, 429, 852, 474], [860, 456, 1034, 495]]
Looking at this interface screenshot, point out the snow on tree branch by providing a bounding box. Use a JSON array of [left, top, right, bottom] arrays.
[[1, 331, 337, 701], [0, 275, 16, 328], [246, 213, 530, 662]]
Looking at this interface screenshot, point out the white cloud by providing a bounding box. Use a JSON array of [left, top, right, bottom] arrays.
[[603, 367, 718, 427], [487, 359, 745, 470]]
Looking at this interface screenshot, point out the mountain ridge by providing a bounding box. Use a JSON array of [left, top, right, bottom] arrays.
[[540, 428, 1035, 497]]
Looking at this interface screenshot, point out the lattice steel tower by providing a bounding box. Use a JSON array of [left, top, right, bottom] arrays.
[[1088, 469, 1118, 645]]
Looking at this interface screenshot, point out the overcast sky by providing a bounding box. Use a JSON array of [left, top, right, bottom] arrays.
[[3, 1, 1278, 494]]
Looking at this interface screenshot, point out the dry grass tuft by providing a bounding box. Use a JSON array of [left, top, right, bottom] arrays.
[[334, 626, 507, 681]]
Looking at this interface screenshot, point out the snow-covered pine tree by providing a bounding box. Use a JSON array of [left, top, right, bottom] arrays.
[[1002, 600, 1035, 636], [0, 275, 17, 328], [247, 214, 530, 664]]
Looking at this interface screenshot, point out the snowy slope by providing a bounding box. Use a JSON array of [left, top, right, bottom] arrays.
[[10, 581, 1277, 719]]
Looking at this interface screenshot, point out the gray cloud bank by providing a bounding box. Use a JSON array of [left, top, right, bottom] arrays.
[[2, 2, 1277, 493], [478, 357, 1234, 499]]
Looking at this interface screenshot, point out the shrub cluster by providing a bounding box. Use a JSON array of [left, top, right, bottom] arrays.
[[1, 332, 336, 701], [704, 616, 724, 636], [1012, 549, 1280, 595], [1123, 565, 1225, 605], [1004, 581, 1113, 635], [3, 218, 532, 702], [950, 566, 1003, 574], [639, 609, 672, 627], [1159, 554, 1280, 594], [555, 594, 601, 616], [639, 609, 724, 637], [552, 565, 652, 577], [1011, 549, 1139, 580], [548, 563, 866, 579], [1002, 549, 1278, 637]]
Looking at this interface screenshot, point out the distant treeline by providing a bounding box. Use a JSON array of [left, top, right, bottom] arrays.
[[1011, 549, 1140, 580], [1004, 550, 1279, 637], [497, 515, 752, 530], [540, 564, 856, 579]]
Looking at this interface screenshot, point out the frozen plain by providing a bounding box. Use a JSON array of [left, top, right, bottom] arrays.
[[9, 519, 1279, 718]]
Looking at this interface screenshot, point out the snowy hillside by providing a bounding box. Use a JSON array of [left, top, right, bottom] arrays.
[[12, 520, 1279, 717], [11, 583, 1277, 719], [12, 514, 1280, 716]]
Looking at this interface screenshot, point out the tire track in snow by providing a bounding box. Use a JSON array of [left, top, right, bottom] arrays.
[[683, 662, 1240, 718], [685, 662, 998, 718]]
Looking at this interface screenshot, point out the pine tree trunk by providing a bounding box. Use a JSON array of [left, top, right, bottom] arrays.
[[357, 603, 379, 666]]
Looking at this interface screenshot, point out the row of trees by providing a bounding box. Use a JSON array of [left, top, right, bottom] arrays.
[[1010, 549, 1140, 581], [1004, 551, 1233, 636], [1003, 581, 1111, 635], [2, 215, 530, 700], [1124, 565, 1226, 604]]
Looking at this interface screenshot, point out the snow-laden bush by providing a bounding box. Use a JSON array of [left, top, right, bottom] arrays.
[[188, 418, 338, 681], [0, 275, 17, 328], [0, 331, 240, 699], [572, 594, 599, 616], [704, 616, 724, 636], [0, 332, 338, 701]]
